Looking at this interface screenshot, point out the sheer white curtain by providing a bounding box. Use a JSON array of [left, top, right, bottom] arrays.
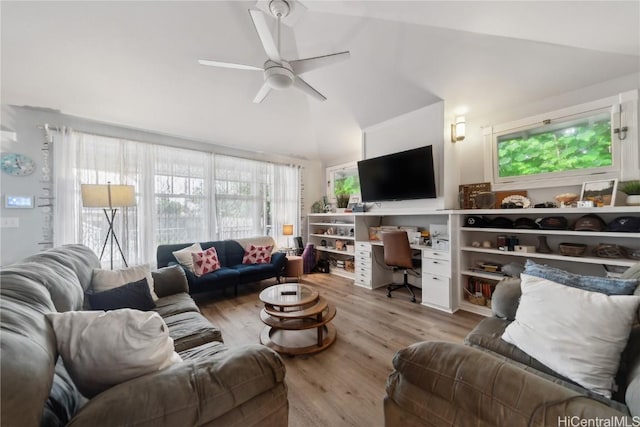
[[214, 155, 270, 240], [53, 127, 81, 246], [271, 164, 300, 247], [154, 145, 212, 245], [53, 129, 301, 266]]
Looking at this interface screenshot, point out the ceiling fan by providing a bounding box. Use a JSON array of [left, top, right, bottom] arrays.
[[198, 0, 350, 103]]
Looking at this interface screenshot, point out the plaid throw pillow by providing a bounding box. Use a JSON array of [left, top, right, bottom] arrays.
[[191, 247, 221, 277], [242, 244, 273, 264]]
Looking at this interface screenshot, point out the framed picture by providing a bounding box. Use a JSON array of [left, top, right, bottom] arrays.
[[346, 195, 360, 210], [580, 179, 618, 207]]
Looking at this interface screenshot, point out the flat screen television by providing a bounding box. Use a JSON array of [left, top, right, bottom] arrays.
[[357, 145, 437, 202]]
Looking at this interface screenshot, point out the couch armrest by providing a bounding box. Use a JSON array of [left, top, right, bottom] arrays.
[[491, 277, 521, 320], [271, 252, 286, 271], [151, 265, 189, 298], [386, 341, 630, 426], [68, 344, 287, 426]]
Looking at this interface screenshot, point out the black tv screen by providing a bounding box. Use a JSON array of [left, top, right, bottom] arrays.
[[357, 145, 437, 202]]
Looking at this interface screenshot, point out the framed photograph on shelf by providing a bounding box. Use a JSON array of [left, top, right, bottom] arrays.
[[580, 179, 618, 207], [346, 195, 360, 211]]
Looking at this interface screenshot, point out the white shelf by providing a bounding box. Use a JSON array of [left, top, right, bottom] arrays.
[[309, 222, 354, 227], [460, 246, 637, 267], [461, 269, 507, 281], [462, 227, 640, 238], [316, 246, 356, 256], [459, 300, 492, 316], [330, 267, 355, 280], [309, 234, 355, 241], [456, 207, 640, 215]]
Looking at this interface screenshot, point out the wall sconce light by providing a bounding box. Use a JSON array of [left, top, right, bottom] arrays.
[[451, 116, 466, 143]]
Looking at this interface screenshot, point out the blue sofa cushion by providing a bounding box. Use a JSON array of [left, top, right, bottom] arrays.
[[86, 278, 155, 311], [225, 240, 246, 266]]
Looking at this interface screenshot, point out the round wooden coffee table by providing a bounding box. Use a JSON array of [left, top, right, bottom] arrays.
[[259, 283, 337, 355]]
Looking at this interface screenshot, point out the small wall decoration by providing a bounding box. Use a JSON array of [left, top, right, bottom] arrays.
[[580, 179, 618, 207], [346, 195, 360, 212], [458, 182, 491, 209]]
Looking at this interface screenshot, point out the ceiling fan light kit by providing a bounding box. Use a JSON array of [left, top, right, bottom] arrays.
[[198, 0, 349, 103]]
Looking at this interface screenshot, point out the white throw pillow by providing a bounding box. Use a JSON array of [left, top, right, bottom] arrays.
[[46, 309, 181, 398], [172, 243, 203, 273], [92, 264, 158, 301], [502, 273, 640, 398]]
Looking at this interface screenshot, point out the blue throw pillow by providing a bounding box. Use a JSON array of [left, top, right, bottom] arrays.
[[524, 259, 638, 295], [87, 278, 155, 311]]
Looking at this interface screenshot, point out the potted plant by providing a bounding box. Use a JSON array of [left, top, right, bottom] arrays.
[[334, 175, 358, 212], [620, 181, 640, 206]]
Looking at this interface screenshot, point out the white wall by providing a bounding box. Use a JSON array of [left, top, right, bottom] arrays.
[[456, 72, 640, 204], [361, 101, 455, 211], [0, 105, 323, 265]]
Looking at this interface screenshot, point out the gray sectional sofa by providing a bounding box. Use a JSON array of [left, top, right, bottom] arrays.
[[1, 244, 288, 426], [156, 237, 286, 296], [384, 264, 640, 426]]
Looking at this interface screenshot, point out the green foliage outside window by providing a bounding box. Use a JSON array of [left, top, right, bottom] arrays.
[[497, 118, 612, 178]]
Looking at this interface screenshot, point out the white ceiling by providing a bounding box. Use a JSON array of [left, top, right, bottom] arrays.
[[2, 1, 639, 161]]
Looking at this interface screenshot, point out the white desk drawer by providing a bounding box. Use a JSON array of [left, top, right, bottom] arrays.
[[356, 250, 371, 259], [355, 276, 371, 288], [356, 242, 371, 251], [355, 267, 371, 280], [422, 249, 450, 261], [422, 258, 451, 278], [422, 274, 451, 308]]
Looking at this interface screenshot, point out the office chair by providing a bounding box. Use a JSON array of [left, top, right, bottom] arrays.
[[382, 231, 418, 303], [293, 236, 304, 256]]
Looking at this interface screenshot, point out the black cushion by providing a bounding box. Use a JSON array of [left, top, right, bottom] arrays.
[[86, 278, 155, 311]]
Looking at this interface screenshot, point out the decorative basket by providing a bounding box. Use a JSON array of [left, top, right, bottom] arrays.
[[465, 289, 486, 306], [594, 244, 628, 259], [559, 243, 587, 257]]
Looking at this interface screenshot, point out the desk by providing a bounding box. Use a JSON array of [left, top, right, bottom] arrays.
[[355, 241, 452, 312]]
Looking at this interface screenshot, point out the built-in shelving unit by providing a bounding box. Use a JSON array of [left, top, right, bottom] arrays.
[[307, 213, 356, 279], [308, 210, 456, 312], [454, 207, 640, 316]]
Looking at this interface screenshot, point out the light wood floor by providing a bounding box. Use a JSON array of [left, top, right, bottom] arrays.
[[197, 274, 482, 427]]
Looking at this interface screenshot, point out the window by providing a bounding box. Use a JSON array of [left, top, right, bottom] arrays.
[[485, 91, 640, 189], [54, 131, 300, 267], [326, 162, 360, 202], [496, 109, 613, 179], [214, 155, 270, 239], [154, 146, 210, 245]]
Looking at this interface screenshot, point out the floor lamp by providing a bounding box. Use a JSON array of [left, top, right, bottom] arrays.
[[81, 182, 136, 269]]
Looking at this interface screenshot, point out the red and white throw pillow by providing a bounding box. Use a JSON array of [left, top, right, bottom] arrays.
[[242, 244, 273, 264], [191, 247, 221, 277]]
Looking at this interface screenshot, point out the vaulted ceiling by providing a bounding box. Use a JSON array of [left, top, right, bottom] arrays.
[[2, 1, 638, 161]]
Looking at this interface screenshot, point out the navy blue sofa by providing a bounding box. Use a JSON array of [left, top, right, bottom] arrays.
[[156, 239, 286, 295]]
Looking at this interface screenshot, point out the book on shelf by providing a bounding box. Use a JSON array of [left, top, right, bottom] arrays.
[[467, 276, 497, 299]]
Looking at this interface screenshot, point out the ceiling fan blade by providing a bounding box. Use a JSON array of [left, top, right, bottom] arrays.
[[293, 76, 326, 102], [253, 81, 272, 103], [198, 59, 262, 71], [248, 9, 282, 63], [290, 51, 350, 75]]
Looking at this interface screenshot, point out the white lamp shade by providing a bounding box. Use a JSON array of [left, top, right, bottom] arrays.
[[455, 116, 466, 140], [81, 184, 136, 208], [282, 224, 294, 236]]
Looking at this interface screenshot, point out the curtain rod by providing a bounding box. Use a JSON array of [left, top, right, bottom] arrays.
[[36, 124, 305, 169]]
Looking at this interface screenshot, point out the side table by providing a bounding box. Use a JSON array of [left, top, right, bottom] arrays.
[[284, 255, 303, 282]]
